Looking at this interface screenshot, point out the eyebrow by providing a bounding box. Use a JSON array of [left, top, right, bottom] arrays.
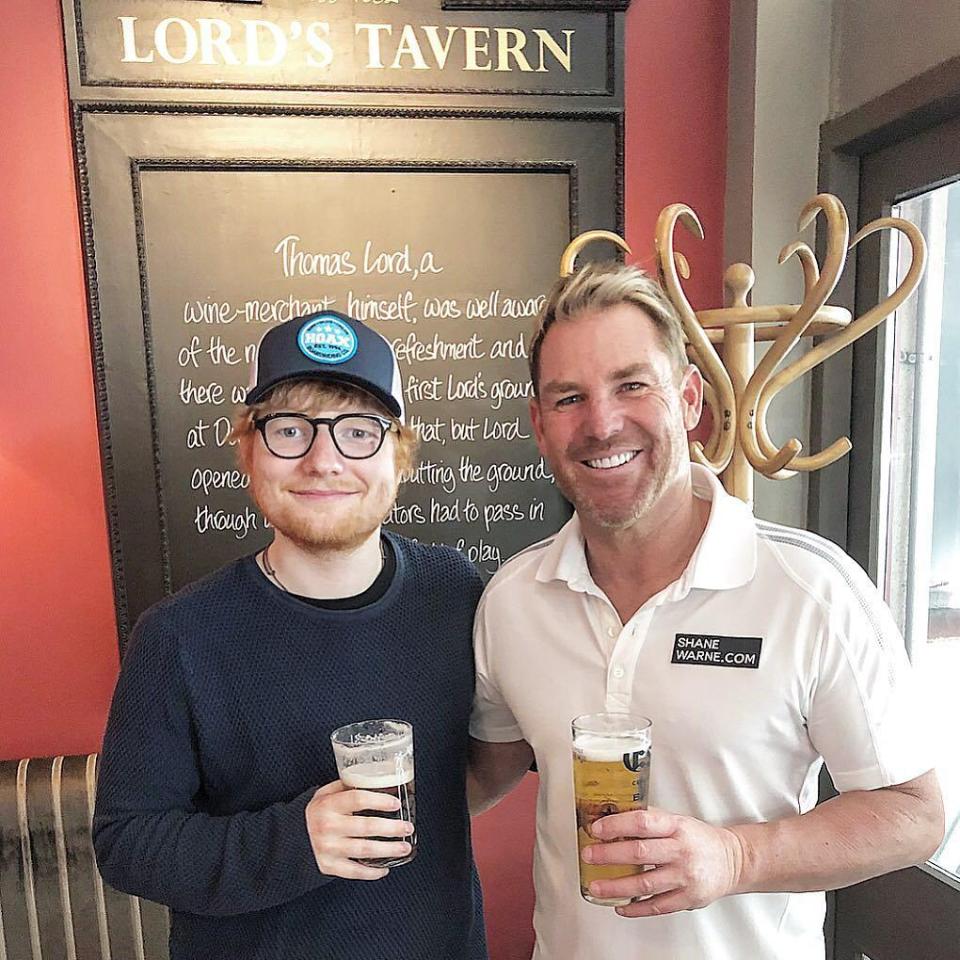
[[540, 363, 660, 397], [540, 379, 582, 396], [609, 363, 659, 381]]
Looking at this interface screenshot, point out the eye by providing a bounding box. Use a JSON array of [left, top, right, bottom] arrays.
[[555, 394, 583, 408], [620, 381, 649, 393], [278, 424, 305, 439], [347, 427, 376, 441]]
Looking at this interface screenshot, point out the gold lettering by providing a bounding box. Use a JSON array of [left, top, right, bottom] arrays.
[[155, 17, 198, 66], [306, 22, 334, 69], [421, 25, 458, 70], [117, 17, 576, 77], [391, 23, 429, 70], [197, 18, 239, 66], [495, 27, 532, 72], [242, 20, 287, 68], [463, 26, 492, 71], [534, 28, 574, 73], [356, 22, 392, 69], [118, 16, 154, 63]]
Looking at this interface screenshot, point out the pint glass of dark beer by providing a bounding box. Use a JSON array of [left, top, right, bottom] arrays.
[[330, 719, 416, 868], [572, 712, 652, 906]]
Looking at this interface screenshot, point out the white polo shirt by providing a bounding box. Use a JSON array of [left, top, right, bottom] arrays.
[[470, 464, 933, 960]]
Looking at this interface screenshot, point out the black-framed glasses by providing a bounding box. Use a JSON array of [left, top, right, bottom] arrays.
[[254, 412, 398, 460]]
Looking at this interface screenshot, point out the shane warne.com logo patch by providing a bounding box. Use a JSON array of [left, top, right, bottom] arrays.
[[671, 633, 762, 669], [297, 315, 358, 365]]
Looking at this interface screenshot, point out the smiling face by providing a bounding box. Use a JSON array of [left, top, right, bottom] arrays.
[[249, 403, 399, 552], [530, 303, 702, 535], [237, 381, 412, 553]]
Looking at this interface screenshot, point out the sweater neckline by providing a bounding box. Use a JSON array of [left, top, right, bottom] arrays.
[[242, 531, 407, 620]]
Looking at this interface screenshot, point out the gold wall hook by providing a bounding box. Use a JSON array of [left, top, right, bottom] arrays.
[[659, 194, 925, 499], [559, 230, 631, 277], [655, 204, 737, 475], [552, 198, 924, 502], [753, 215, 926, 474], [738, 195, 849, 477]]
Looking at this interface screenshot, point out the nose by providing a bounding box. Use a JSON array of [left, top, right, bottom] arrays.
[[581, 395, 624, 445], [299, 427, 345, 476]]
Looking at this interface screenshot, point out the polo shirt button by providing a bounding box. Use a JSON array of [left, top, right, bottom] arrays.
[[607, 626, 617, 638], [612, 665, 625, 679]]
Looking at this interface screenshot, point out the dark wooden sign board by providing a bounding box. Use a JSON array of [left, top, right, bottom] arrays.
[[61, 0, 631, 647]]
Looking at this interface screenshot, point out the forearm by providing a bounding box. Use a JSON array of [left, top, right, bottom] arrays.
[[730, 774, 944, 895], [466, 767, 488, 816], [467, 767, 520, 816], [467, 737, 533, 816], [94, 792, 329, 916]]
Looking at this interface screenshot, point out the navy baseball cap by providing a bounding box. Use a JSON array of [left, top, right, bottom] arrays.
[[245, 311, 405, 422]]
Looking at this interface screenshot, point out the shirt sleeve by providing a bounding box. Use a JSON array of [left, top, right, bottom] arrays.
[[93, 609, 331, 917], [805, 562, 937, 794], [468, 593, 525, 743]]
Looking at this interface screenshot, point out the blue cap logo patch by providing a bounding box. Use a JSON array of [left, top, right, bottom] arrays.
[[297, 315, 358, 365]]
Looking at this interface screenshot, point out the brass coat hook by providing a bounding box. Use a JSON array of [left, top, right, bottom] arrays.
[[655, 204, 737, 475]]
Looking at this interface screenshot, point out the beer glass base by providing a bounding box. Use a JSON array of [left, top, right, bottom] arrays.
[[581, 891, 633, 907]]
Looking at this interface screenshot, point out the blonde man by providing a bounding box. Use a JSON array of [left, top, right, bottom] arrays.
[[468, 263, 943, 960], [95, 311, 488, 960]]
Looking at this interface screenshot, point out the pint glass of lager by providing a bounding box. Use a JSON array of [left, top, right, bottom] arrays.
[[330, 719, 416, 868], [572, 712, 652, 906]]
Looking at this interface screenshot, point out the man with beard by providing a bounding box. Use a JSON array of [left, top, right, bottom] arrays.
[[94, 311, 487, 960], [466, 263, 943, 960]]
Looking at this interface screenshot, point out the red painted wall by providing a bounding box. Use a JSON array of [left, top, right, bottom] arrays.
[[0, 0, 730, 759], [0, 0, 120, 760], [0, 2, 727, 957], [625, 0, 729, 310]]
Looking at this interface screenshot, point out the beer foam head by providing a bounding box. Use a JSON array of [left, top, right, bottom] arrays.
[[574, 734, 650, 763], [331, 722, 412, 753], [341, 758, 414, 789], [331, 719, 414, 772]]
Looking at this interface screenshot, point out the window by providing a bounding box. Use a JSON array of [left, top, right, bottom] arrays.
[[880, 185, 960, 879]]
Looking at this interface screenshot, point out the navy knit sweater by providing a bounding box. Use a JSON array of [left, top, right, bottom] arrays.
[[93, 534, 488, 960]]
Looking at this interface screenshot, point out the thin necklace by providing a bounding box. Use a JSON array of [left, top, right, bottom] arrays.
[[261, 539, 385, 594], [261, 542, 288, 592]]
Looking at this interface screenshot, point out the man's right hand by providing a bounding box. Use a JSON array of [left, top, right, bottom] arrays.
[[305, 780, 414, 880]]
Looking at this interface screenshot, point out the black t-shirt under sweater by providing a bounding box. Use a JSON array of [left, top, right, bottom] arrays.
[[295, 534, 396, 610], [93, 533, 487, 960]]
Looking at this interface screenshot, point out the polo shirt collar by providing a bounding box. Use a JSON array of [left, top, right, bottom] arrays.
[[685, 464, 757, 590], [534, 463, 757, 595], [533, 512, 594, 594]]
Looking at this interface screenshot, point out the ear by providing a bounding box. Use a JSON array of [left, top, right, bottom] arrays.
[[529, 395, 547, 454], [389, 427, 413, 485], [236, 429, 256, 476], [679, 363, 704, 431]]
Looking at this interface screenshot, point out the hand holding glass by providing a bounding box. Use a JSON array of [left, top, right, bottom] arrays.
[[572, 713, 652, 906], [330, 719, 417, 868]]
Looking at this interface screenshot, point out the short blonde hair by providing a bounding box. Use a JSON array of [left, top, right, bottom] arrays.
[[230, 380, 418, 478], [529, 261, 687, 392]]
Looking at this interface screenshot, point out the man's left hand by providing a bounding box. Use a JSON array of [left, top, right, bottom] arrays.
[[583, 807, 744, 917]]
